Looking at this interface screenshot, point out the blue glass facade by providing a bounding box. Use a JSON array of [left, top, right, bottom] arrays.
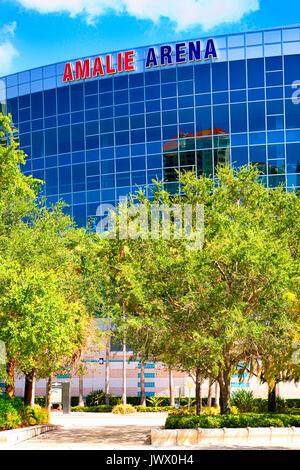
[[0, 25, 300, 227]]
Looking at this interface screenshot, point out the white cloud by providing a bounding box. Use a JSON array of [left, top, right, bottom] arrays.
[[0, 22, 18, 75], [14, 0, 259, 31], [0, 41, 18, 75]]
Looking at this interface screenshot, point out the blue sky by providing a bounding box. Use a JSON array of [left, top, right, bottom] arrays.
[[0, 0, 299, 76]]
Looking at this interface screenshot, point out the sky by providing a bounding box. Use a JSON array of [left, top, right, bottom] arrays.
[[0, 0, 299, 76]]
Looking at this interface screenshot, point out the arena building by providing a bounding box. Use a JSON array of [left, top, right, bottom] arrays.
[[1, 24, 300, 400]]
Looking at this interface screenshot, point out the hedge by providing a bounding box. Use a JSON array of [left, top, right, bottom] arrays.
[[0, 395, 49, 431], [165, 413, 300, 429], [71, 405, 112, 412]]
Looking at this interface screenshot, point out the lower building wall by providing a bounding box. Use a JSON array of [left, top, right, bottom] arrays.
[[12, 350, 300, 400]]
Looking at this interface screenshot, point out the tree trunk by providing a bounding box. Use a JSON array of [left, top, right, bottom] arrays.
[[195, 368, 203, 416], [5, 358, 15, 398], [105, 317, 110, 405], [207, 379, 213, 407], [214, 381, 219, 408], [140, 361, 146, 406], [78, 375, 84, 406], [24, 370, 35, 407], [169, 368, 175, 407], [45, 376, 52, 413], [218, 368, 231, 415], [268, 384, 277, 412]]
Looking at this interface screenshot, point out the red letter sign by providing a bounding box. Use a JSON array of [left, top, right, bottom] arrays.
[[63, 63, 74, 83]]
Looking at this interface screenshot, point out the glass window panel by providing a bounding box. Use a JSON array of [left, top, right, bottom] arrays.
[[100, 133, 114, 147], [131, 143, 145, 156], [145, 70, 160, 85], [214, 147, 230, 168], [266, 71, 283, 87], [129, 87, 144, 102], [114, 90, 128, 105], [268, 143, 285, 159], [116, 172, 130, 186], [161, 68, 176, 83], [285, 99, 300, 128], [115, 116, 129, 131], [100, 119, 114, 133], [247, 58, 264, 88], [59, 166, 71, 194], [267, 100, 283, 115], [46, 168, 58, 195], [71, 123, 84, 151], [212, 62, 228, 92], [86, 121, 99, 135], [45, 128, 57, 156], [267, 115, 284, 130], [213, 92, 228, 105], [268, 160, 285, 174], [31, 92, 43, 119], [99, 78, 113, 93], [32, 131, 44, 158], [196, 107, 211, 132], [194, 64, 211, 93], [85, 94, 98, 109], [266, 87, 283, 99], [230, 103, 247, 133], [179, 108, 194, 123], [195, 94, 211, 106], [131, 101, 145, 114], [99, 92, 113, 107], [178, 80, 193, 96], [248, 88, 265, 101], [284, 54, 300, 84], [146, 127, 161, 142], [131, 157, 146, 171], [264, 30, 281, 43], [115, 104, 129, 117], [101, 160, 114, 174], [197, 149, 213, 176], [132, 171, 146, 186], [213, 105, 229, 133], [177, 66, 193, 81], [114, 75, 128, 90], [147, 154, 162, 169], [131, 114, 145, 129], [57, 87, 70, 114], [85, 80, 98, 95], [249, 146, 267, 173], [129, 73, 144, 88], [71, 83, 84, 112], [249, 132, 266, 145], [163, 125, 178, 140], [145, 85, 160, 100], [162, 110, 177, 126], [161, 82, 177, 98], [86, 134, 99, 149], [231, 147, 248, 167], [229, 60, 246, 89], [72, 164, 86, 192], [131, 129, 145, 144], [248, 102, 265, 131], [58, 126, 70, 154], [286, 143, 300, 172], [146, 112, 161, 127], [116, 158, 130, 172]]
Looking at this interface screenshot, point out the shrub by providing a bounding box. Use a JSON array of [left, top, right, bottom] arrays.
[[134, 405, 173, 412], [71, 405, 112, 412], [165, 413, 300, 429], [34, 396, 46, 407], [231, 390, 255, 412], [33, 405, 50, 424], [112, 404, 136, 415], [85, 390, 110, 407], [0, 399, 21, 430]]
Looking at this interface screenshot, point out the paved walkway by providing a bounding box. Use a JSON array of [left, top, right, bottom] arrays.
[[4, 412, 300, 450]]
